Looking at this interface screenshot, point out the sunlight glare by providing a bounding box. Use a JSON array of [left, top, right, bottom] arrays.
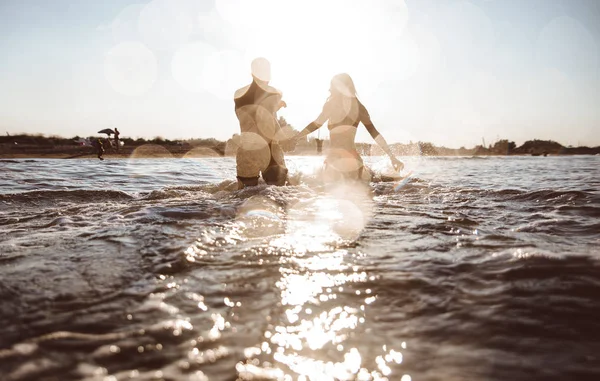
[[138, 0, 194, 51], [439, 1, 494, 63], [298, 252, 347, 272], [215, 0, 263, 29], [386, 34, 421, 81], [235, 0, 412, 107], [104, 41, 157, 96], [183, 147, 221, 158], [171, 42, 216, 93], [236, 195, 283, 237], [111, 4, 144, 43], [536, 16, 598, 72], [233, 132, 271, 178], [278, 272, 333, 307], [129, 144, 174, 159], [201, 50, 247, 100], [181, 150, 221, 181], [125, 145, 174, 181], [286, 182, 372, 243]]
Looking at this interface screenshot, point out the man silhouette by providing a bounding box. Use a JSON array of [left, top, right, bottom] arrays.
[[114, 128, 120, 153], [233, 58, 288, 189]]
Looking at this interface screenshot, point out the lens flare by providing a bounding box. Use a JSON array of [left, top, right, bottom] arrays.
[[182, 149, 222, 180], [323, 152, 364, 183], [273, 125, 296, 145], [286, 182, 372, 242], [236, 195, 283, 238], [171, 42, 217, 93], [235, 107, 275, 142], [328, 101, 360, 126], [124, 146, 172, 184], [138, 0, 194, 51], [201, 50, 247, 100], [129, 144, 174, 159], [224, 135, 241, 157], [183, 147, 221, 158], [104, 41, 157, 96], [234, 132, 271, 179], [110, 4, 144, 43], [255, 106, 281, 142], [536, 15, 598, 72], [214, 0, 255, 28]]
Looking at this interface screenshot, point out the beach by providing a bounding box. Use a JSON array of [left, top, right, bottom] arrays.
[[0, 144, 212, 160], [1, 155, 599, 380], [2, 135, 599, 161]]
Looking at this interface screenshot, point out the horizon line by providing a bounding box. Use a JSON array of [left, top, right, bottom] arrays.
[[3, 132, 600, 150]]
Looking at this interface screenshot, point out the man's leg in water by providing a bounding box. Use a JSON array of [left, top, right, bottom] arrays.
[[236, 176, 259, 189], [262, 143, 288, 186], [236, 142, 269, 189]]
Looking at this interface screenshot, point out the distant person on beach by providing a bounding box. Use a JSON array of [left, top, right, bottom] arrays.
[[114, 128, 120, 153], [293, 73, 404, 181], [96, 138, 105, 160], [233, 57, 288, 189]]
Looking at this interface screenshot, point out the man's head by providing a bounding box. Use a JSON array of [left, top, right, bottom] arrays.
[[251, 57, 271, 83]]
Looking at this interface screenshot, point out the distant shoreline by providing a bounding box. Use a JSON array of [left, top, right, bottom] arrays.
[[0, 151, 222, 160], [1, 151, 598, 160], [1, 134, 599, 159]]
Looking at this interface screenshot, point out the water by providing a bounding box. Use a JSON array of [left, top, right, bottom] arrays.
[[1, 155, 599, 381]]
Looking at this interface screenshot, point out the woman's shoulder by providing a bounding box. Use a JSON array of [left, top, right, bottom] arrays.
[[357, 99, 368, 111], [321, 97, 334, 112], [355, 99, 368, 111], [357, 100, 372, 121]]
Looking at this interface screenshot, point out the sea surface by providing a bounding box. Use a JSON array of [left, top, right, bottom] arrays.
[[1, 154, 599, 381]]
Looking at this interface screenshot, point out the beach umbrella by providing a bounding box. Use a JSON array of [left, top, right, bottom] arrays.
[[98, 128, 115, 136]]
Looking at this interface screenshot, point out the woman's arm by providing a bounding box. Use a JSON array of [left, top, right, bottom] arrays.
[[295, 101, 330, 140], [361, 104, 404, 171], [296, 121, 322, 139]]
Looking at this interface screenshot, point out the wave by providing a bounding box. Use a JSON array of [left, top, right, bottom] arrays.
[[0, 159, 39, 163], [505, 189, 590, 203], [442, 188, 598, 205], [0, 189, 135, 206], [556, 205, 600, 218]]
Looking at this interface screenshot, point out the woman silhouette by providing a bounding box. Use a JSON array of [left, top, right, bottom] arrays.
[[294, 73, 404, 181]]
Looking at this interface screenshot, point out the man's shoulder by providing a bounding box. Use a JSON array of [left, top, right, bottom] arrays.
[[263, 84, 281, 97], [234, 84, 252, 100]]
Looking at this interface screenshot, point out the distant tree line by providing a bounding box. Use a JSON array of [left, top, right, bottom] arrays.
[[1, 133, 598, 156]]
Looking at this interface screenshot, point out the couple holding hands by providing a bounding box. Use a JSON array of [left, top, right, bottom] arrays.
[[233, 57, 404, 189]]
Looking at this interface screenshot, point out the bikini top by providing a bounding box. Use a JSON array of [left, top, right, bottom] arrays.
[[311, 97, 381, 139]]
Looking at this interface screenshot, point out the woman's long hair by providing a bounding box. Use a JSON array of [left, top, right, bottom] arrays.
[[327, 73, 361, 123], [329, 73, 358, 100]]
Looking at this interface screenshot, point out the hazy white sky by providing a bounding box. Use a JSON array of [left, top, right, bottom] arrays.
[[1, 0, 599, 147]]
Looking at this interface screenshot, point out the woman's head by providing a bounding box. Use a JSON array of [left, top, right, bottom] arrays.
[[330, 73, 357, 98]]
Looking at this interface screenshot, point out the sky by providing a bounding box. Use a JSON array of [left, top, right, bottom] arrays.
[[0, 0, 599, 148]]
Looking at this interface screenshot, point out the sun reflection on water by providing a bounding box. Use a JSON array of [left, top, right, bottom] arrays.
[[236, 243, 409, 380], [154, 171, 413, 379], [226, 180, 412, 380]]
